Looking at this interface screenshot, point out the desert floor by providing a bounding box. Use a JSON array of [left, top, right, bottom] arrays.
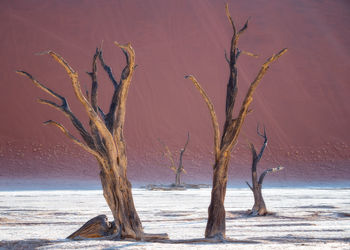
[[0, 187, 349, 249]]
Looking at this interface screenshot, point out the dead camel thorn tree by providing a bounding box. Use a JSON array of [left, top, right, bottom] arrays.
[[246, 125, 284, 216], [158, 132, 190, 187], [185, 3, 287, 239], [17, 42, 167, 241]]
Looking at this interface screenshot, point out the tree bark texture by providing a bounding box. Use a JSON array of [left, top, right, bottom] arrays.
[[17, 42, 145, 240], [186, 3, 287, 239], [67, 215, 116, 240]]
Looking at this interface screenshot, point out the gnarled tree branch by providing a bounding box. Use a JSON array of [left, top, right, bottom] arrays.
[[45, 50, 118, 166], [16, 71, 95, 148]]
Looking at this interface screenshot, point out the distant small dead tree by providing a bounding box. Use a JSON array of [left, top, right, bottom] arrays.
[[17, 43, 167, 241], [158, 132, 190, 187], [246, 125, 284, 216], [185, 3, 287, 240]]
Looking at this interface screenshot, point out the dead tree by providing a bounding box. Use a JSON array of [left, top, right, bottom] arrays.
[[17, 43, 167, 241], [246, 125, 284, 216], [185, 3, 287, 239], [158, 133, 190, 186]]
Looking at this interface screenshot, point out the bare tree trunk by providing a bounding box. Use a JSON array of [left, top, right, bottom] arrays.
[[175, 171, 181, 186], [159, 132, 189, 187], [186, 3, 287, 239], [251, 184, 266, 215], [205, 156, 229, 238], [17, 42, 167, 240], [246, 125, 284, 216], [99, 162, 142, 239]]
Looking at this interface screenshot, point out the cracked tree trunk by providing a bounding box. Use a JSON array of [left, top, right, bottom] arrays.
[[186, 3, 287, 239]]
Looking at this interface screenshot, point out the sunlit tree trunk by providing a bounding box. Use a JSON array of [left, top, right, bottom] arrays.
[[186, 3, 287, 239]]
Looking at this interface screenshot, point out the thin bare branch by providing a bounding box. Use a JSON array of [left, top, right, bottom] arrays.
[[182, 132, 190, 153], [237, 18, 250, 36], [98, 107, 106, 120], [256, 123, 266, 138], [16, 71, 64, 101], [158, 138, 176, 172], [249, 143, 257, 159], [87, 48, 99, 112], [98, 50, 119, 88], [241, 50, 258, 58], [258, 166, 284, 185], [225, 3, 236, 35], [255, 124, 268, 161], [185, 75, 220, 161], [245, 181, 253, 191], [17, 71, 95, 148], [43, 120, 103, 163]]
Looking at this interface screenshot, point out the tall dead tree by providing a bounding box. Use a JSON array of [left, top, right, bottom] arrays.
[[185, 3, 287, 239], [158, 133, 190, 186], [17, 43, 166, 241], [246, 125, 284, 216]]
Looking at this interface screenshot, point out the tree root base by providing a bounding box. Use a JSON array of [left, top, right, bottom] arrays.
[[67, 215, 260, 244], [67, 215, 169, 241]]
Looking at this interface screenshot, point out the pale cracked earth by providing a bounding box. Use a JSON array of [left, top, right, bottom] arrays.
[[0, 188, 349, 249]]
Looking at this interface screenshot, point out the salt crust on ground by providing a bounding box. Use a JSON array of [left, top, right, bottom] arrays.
[[0, 188, 349, 249]]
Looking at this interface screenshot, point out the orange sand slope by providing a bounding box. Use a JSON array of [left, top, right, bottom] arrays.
[[0, 0, 349, 183]]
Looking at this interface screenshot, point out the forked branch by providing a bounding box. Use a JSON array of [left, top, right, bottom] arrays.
[[223, 48, 288, 152], [44, 50, 118, 161], [16, 71, 94, 148]]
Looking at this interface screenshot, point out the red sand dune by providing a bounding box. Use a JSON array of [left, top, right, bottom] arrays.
[[0, 0, 349, 185]]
